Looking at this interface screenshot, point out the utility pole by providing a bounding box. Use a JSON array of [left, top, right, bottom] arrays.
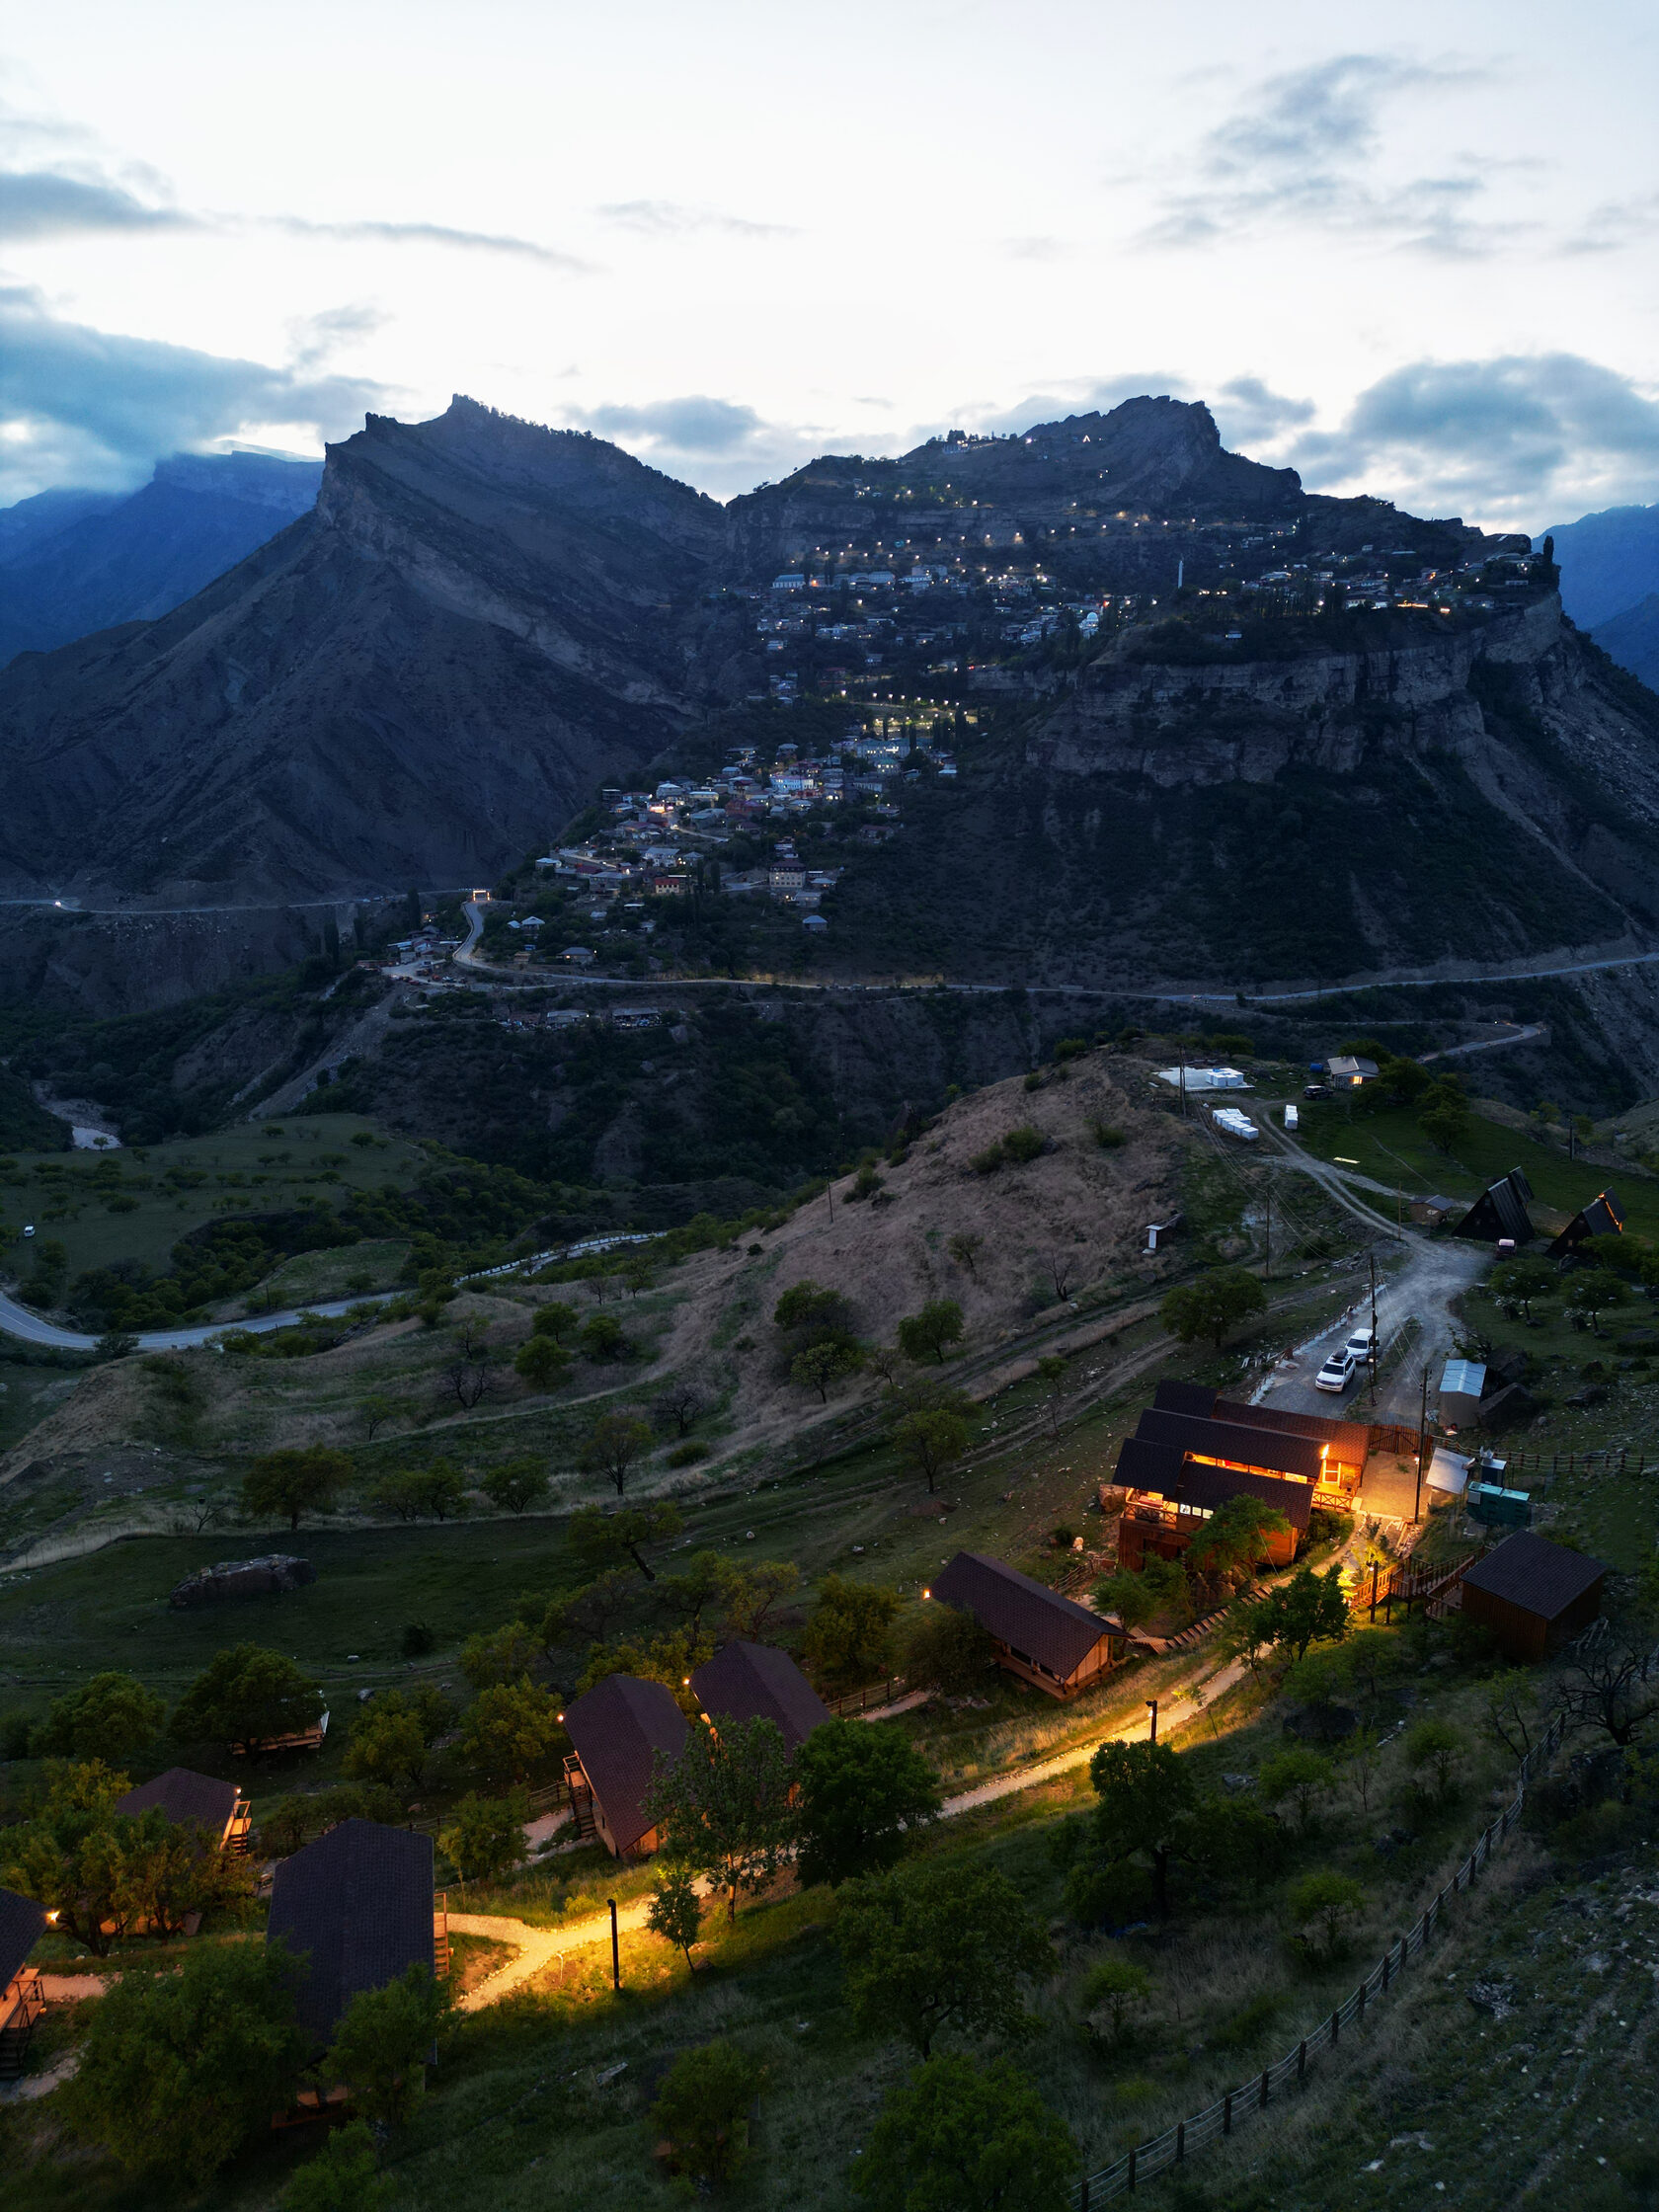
[[609, 1897, 621, 1992], [1413, 1363, 1431, 1524], [1368, 1253, 1380, 1402], [1264, 1188, 1272, 1281]]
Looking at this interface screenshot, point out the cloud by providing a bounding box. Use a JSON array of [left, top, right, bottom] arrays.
[[0, 285, 387, 501], [999, 235, 1070, 262], [1561, 192, 1659, 257], [285, 303, 389, 374], [1291, 354, 1659, 524], [563, 394, 823, 496], [1211, 376, 1316, 449], [595, 198, 796, 239], [1141, 53, 1521, 258], [0, 167, 197, 242], [266, 214, 593, 269]]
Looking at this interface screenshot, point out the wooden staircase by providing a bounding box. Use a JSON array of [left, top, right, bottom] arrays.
[[0, 1973, 44, 2081]]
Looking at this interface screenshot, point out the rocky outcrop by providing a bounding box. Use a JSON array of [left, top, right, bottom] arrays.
[[170, 1553, 316, 1607]]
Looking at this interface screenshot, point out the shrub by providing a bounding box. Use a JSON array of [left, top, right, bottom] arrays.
[[1404, 1717, 1465, 1804], [903, 1601, 995, 1696], [1001, 1125, 1045, 1163], [668, 1440, 709, 1466], [651, 2040, 765, 2183], [1079, 1957, 1152, 2046], [1289, 1868, 1365, 1962]]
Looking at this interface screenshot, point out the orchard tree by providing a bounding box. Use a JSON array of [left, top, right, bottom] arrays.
[[643, 1715, 797, 1921], [801, 1576, 902, 1689], [835, 1860, 1054, 2057], [851, 2055, 1076, 2212], [171, 1645, 323, 1756], [793, 1336, 865, 1401], [1160, 1267, 1267, 1350], [897, 1299, 965, 1366], [579, 1411, 655, 1495], [241, 1446, 353, 1531], [530, 1301, 579, 1343], [514, 1334, 570, 1391], [795, 1718, 941, 1887], [481, 1459, 550, 1515], [30, 1670, 165, 1766], [1489, 1255, 1554, 1322]]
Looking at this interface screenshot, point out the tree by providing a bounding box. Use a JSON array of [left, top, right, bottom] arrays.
[[852, 2054, 1076, 2212], [30, 1670, 165, 1766], [795, 1719, 941, 1888], [644, 1715, 797, 1921], [172, 1644, 324, 1755], [357, 1392, 399, 1442], [904, 1601, 995, 1696], [579, 1411, 654, 1495], [835, 1859, 1054, 2058], [653, 1377, 712, 1436], [118, 1806, 256, 1937], [1404, 1717, 1465, 1803], [280, 2121, 393, 2212], [897, 1299, 966, 1366], [1336, 1626, 1407, 1713], [459, 1620, 545, 1690], [1160, 1267, 1267, 1350], [1418, 1078, 1470, 1154], [1090, 1569, 1163, 1631], [1257, 1747, 1334, 1834], [947, 1231, 984, 1280], [1255, 1564, 1350, 1663], [774, 1280, 854, 1335], [1035, 1354, 1067, 1437], [1551, 1618, 1659, 1748], [61, 1937, 304, 2183], [531, 1301, 579, 1342], [440, 1789, 529, 1880], [1566, 1269, 1627, 1334], [514, 1334, 570, 1390], [720, 1556, 801, 1639], [1, 1762, 131, 1955], [801, 1576, 903, 1690], [1183, 1495, 1290, 1595], [324, 1963, 452, 2128], [660, 1548, 735, 1632], [579, 1312, 628, 1362], [1079, 1957, 1153, 2047], [1489, 1255, 1554, 1322], [343, 1696, 443, 1792], [1290, 1869, 1366, 1962], [459, 1680, 564, 1787], [1084, 1740, 1200, 1920], [481, 1459, 550, 1515], [647, 1864, 703, 1965], [894, 1407, 970, 1496], [241, 1446, 352, 1532], [651, 2039, 766, 2184], [568, 1497, 685, 1582], [794, 1336, 865, 1401]]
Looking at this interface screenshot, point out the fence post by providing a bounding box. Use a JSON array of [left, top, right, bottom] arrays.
[[1260, 2068, 1270, 2109], [1176, 2122, 1185, 2163], [1127, 2148, 1137, 2190], [1224, 2092, 1232, 2136], [1382, 1947, 1391, 1991]]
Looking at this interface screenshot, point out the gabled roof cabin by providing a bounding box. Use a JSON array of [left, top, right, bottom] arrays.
[[1455, 1168, 1535, 1244], [0, 1887, 45, 2080], [1134, 1407, 1326, 1486], [1548, 1188, 1623, 1259], [115, 1767, 251, 1852], [930, 1551, 1123, 1699], [690, 1641, 830, 1751], [1151, 1382, 1369, 1487], [266, 1819, 435, 2049], [562, 1675, 689, 1859], [1459, 1534, 1608, 1662]]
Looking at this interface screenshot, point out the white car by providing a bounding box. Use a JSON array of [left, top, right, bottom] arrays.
[[1344, 1328, 1377, 1362], [1315, 1349, 1358, 1392]]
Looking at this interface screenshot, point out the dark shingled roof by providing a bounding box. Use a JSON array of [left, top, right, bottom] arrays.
[[1165, 1462, 1313, 1530], [1462, 1534, 1608, 1620], [1152, 1380, 1217, 1419], [1113, 1435, 1187, 1492], [1135, 1408, 1325, 1484], [691, 1640, 831, 1752], [266, 1819, 434, 2048], [1210, 1395, 1371, 1465], [0, 1886, 44, 1992], [1456, 1169, 1535, 1245], [115, 1767, 240, 1835], [931, 1552, 1116, 1680], [564, 1674, 689, 1855]]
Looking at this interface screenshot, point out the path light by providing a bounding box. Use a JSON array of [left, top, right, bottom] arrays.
[[920, 1588, 931, 1602]]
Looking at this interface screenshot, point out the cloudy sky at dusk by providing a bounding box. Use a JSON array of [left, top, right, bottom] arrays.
[[2, 0, 1656, 525]]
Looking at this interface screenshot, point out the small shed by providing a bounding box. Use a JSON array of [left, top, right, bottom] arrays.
[[1459, 1534, 1607, 1661], [690, 1641, 830, 1752], [1438, 1359, 1487, 1430], [562, 1674, 689, 1858], [929, 1551, 1124, 1699], [1425, 1446, 1471, 1498], [0, 1887, 46, 2081], [1409, 1195, 1460, 1227], [115, 1767, 251, 1853], [265, 1819, 435, 2050]]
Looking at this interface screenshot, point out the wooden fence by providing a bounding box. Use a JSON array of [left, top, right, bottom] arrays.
[[1069, 1705, 1571, 2207], [823, 1676, 908, 1719], [1501, 1447, 1653, 1478], [1347, 1549, 1478, 1623]]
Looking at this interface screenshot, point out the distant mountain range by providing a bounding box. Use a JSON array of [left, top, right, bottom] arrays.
[[0, 394, 1656, 1003], [0, 450, 323, 666], [1536, 501, 1659, 691]]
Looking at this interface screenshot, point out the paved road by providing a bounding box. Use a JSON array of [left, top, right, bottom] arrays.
[[0, 1287, 399, 1353]]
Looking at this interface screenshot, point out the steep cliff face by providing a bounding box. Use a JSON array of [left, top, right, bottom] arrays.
[[0, 401, 723, 904]]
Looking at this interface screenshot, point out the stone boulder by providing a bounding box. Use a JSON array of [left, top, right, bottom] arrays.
[[169, 1553, 316, 1609]]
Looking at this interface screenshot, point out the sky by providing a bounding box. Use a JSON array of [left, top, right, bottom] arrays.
[[2, 0, 1656, 528]]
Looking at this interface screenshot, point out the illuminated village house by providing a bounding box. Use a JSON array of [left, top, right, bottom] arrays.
[[562, 1673, 689, 1859], [114, 1767, 252, 1853], [0, 1888, 45, 2082], [931, 1551, 1126, 1699]]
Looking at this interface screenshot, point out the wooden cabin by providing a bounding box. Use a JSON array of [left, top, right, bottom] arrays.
[[115, 1768, 252, 1853], [1152, 1382, 1368, 1499], [1459, 1534, 1608, 1662], [690, 1641, 830, 1752], [1548, 1188, 1623, 1260], [561, 1674, 689, 1859], [929, 1552, 1125, 1700], [1455, 1168, 1535, 1245], [0, 1888, 45, 2083], [266, 1819, 437, 2051], [1114, 1440, 1310, 1572]]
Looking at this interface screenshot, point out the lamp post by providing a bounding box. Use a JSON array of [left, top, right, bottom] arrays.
[[1146, 1699, 1158, 1745], [608, 1898, 620, 1992], [1414, 1364, 1431, 1524]]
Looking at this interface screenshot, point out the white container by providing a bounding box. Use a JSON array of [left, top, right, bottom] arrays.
[[1284, 1103, 1299, 1132]]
